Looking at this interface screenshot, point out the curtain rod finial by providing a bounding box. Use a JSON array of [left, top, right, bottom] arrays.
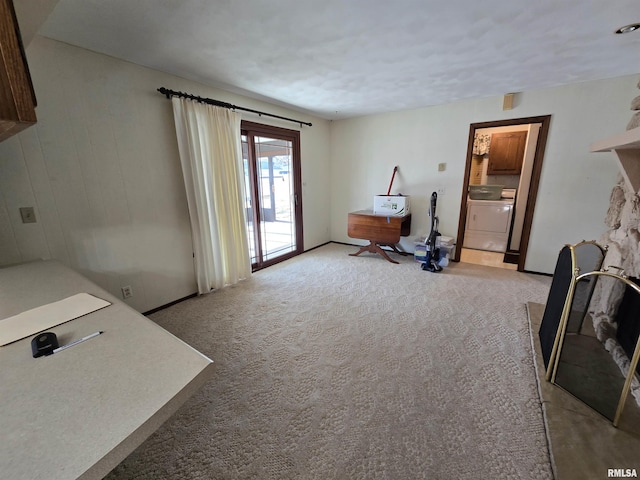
[[158, 87, 171, 99]]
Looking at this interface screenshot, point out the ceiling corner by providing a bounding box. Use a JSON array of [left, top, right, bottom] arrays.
[[13, 0, 60, 46]]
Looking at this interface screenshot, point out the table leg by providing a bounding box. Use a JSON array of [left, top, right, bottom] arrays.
[[349, 242, 400, 264], [387, 243, 408, 256]]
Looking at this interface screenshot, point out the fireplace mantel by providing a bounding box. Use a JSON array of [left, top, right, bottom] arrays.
[[591, 126, 640, 193]]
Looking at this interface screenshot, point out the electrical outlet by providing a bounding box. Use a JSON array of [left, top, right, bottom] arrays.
[[437, 187, 446, 196], [438, 162, 446, 172], [19, 207, 36, 223], [121, 285, 133, 299]]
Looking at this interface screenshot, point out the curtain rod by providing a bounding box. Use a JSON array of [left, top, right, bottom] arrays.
[[157, 87, 312, 127]]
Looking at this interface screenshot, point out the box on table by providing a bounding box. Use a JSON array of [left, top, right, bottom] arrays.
[[373, 195, 411, 216]]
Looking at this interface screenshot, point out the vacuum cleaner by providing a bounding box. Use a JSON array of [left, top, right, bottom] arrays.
[[421, 191, 443, 272]]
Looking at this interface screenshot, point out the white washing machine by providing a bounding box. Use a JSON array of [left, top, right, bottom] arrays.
[[463, 189, 516, 253]]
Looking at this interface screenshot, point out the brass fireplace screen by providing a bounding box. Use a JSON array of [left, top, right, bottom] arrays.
[[539, 241, 640, 427]]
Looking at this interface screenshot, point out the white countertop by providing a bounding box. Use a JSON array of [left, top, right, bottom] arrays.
[[0, 260, 214, 480]]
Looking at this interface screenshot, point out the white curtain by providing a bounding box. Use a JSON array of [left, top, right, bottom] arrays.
[[171, 97, 251, 293]]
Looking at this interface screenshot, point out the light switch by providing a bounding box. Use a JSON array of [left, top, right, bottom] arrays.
[[438, 163, 446, 172], [19, 207, 36, 223]]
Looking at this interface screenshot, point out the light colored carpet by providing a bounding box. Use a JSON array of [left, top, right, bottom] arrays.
[[106, 243, 554, 479]]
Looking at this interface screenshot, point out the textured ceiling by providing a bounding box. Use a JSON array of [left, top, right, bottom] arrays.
[[38, 0, 640, 119]]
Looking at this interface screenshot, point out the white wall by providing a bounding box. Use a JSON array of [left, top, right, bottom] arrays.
[[0, 36, 331, 312], [330, 75, 638, 273]]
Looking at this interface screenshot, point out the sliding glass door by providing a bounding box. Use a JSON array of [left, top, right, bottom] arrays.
[[241, 121, 303, 270]]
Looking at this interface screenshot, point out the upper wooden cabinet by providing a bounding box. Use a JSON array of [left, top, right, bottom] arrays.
[[0, 0, 36, 142], [487, 131, 527, 175]]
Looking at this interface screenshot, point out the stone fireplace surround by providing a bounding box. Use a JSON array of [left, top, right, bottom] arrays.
[[589, 124, 640, 406]]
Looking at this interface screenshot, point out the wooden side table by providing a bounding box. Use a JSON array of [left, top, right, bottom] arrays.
[[347, 210, 412, 264]]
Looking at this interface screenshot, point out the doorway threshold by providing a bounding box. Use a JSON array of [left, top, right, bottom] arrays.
[[460, 247, 517, 270]]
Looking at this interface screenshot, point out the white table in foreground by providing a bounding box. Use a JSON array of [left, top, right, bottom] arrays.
[[0, 260, 214, 480]]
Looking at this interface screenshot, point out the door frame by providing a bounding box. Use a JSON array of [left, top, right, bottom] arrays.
[[241, 120, 304, 271], [453, 115, 551, 271]]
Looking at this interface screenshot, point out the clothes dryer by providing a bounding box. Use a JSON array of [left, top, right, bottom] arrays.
[[463, 189, 516, 253]]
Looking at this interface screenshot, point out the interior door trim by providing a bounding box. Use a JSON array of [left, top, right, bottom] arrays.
[[454, 115, 551, 271]]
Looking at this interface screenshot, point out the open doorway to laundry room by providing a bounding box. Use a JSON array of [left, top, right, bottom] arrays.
[[453, 115, 551, 272]]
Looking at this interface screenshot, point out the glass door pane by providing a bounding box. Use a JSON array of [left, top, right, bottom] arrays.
[[241, 123, 302, 270], [254, 136, 296, 261]]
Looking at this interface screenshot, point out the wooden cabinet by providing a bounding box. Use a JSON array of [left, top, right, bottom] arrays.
[[0, 0, 36, 142], [487, 131, 527, 175]]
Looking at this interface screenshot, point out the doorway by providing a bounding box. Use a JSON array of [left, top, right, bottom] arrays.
[[454, 115, 551, 271], [241, 121, 303, 271]]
